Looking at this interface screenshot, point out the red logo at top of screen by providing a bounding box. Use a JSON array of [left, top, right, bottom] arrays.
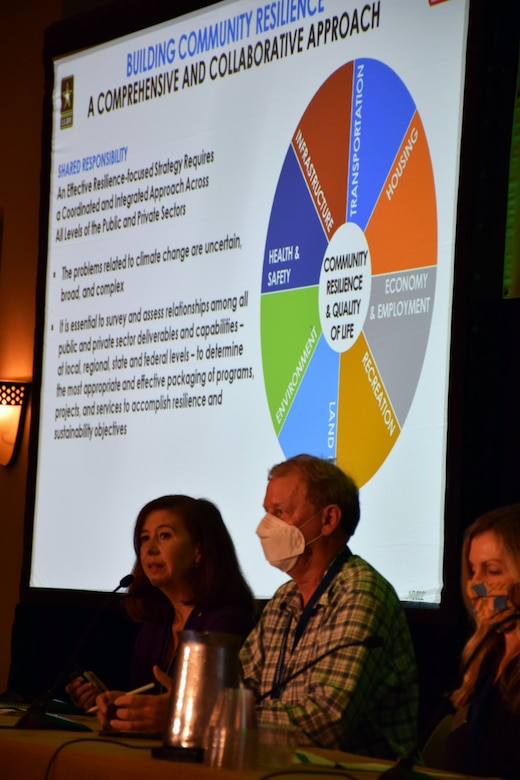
[[428, 0, 449, 4]]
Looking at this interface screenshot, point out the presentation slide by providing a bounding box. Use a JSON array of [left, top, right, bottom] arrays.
[[30, 0, 470, 602]]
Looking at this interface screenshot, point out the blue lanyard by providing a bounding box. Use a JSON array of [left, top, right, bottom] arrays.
[[270, 546, 351, 699]]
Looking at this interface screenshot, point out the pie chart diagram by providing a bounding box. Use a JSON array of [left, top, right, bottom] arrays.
[[261, 58, 437, 487]]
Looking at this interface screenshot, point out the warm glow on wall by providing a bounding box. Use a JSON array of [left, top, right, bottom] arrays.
[[0, 382, 30, 466]]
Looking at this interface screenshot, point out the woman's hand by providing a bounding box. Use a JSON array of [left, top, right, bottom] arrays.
[[65, 676, 99, 711], [95, 665, 172, 733]]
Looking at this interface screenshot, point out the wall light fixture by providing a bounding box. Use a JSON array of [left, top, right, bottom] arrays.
[[0, 382, 30, 466]]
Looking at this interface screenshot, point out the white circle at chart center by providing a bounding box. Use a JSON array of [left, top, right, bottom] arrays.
[[318, 222, 372, 352]]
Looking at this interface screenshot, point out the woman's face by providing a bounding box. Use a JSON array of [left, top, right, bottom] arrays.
[[467, 530, 516, 623], [139, 509, 200, 599]]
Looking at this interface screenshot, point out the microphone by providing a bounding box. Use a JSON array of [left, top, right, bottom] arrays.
[[14, 574, 134, 731], [117, 574, 135, 589], [256, 635, 383, 702]]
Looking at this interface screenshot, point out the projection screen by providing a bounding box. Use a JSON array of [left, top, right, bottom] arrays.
[[29, 0, 470, 603]]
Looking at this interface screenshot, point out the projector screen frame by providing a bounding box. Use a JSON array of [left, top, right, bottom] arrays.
[[20, 0, 519, 627]]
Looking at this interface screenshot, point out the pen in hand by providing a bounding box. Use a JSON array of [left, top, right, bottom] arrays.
[[86, 682, 155, 714]]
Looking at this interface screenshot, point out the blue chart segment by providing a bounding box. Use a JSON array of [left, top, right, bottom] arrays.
[[261, 59, 437, 487]]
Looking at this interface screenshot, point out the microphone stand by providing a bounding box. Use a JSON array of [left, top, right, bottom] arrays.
[[14, 574, 133, 731]]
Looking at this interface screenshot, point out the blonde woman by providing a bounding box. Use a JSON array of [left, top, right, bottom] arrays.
[[446, 504, 520, 779]]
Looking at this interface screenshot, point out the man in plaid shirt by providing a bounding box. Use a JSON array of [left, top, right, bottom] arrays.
[[240, 454, 418, 759]]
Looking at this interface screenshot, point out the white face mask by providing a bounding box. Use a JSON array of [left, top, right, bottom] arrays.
[[256, 511, 322, 573]]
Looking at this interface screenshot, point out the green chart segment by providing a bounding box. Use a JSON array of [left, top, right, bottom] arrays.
[[260, 59, 437, 487]]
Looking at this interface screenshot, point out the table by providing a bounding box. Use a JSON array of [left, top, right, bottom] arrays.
[[0, 713, 492, 780]]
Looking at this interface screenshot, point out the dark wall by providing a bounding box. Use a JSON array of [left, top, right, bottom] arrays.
[[7, 597, 139, 700]]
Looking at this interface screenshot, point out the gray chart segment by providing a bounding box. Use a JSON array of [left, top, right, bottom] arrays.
[[363, 267, 436, 425]]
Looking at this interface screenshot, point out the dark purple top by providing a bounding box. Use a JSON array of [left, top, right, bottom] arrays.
[[445, 653, 520, 780], [131, 604, 256, 689]]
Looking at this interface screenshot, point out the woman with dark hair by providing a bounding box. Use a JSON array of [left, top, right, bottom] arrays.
[[127, 494, 256, 689], [444, 503, 520, 779], [68, 494, 256, 733]]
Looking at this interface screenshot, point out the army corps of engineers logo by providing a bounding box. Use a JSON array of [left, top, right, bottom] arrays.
[[60, 76, 74, 129]]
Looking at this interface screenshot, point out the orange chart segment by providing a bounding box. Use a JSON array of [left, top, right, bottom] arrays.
[[366, 111, 437, 276], [292, 63, 353, 238], [336, 333, 401, 488]]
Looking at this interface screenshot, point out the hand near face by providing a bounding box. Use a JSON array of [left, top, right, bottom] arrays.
[[95, 665, 172, 733]]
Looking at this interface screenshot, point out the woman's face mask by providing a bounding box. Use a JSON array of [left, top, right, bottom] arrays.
[[466, 530, 518, 625], [256, 511, 322, 573], [466, 580, 514, 623]]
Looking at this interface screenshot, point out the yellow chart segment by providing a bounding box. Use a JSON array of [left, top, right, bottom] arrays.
[[336, 332, 401, 488]]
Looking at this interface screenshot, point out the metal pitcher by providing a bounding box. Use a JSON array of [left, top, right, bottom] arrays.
[[158, 630, 241, 762]]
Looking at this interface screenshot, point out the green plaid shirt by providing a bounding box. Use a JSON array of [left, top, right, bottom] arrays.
[[240, 554, 418, 759]]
